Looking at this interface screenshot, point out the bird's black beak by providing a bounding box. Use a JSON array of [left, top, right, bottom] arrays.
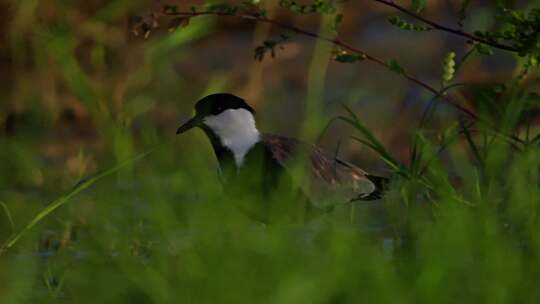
[[176, 116, 200, 134]]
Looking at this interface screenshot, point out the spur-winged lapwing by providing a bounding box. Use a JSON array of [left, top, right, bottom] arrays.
[[176, 93, 387, 220]]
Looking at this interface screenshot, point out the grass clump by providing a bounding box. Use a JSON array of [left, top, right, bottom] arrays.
[[1, 1, 540, 303]]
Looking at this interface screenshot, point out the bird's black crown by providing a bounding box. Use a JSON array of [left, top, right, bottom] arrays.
[[195, 93, 255, 117]]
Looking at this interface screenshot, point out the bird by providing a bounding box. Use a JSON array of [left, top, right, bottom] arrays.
[[176, 93, 388, 222]]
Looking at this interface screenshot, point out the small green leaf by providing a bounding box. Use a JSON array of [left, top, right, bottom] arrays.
[[528, 55, 538, 67], [316, 0, 337, 14], [204, 3, 238, 15], [388, 16, 431, 31], [334, 53, 363, 63], [280, 0, 337, 15], [163, 4, 177, 13], [333, 13, 343, 31], [458, 0, 471, 26], [474, 43, 494, 55], [279, 0, 291, 7], [289, 3, 301, 12], [387, 59, 406, 75], [254, 35, 289, 61], [412, 0, 427, 13]]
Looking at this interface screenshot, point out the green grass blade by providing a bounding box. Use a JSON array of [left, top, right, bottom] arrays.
[[0, 201, 16, 234], [532, 133, 540, 144], [339, 106, 385, 150], [419, 123, 465, 176], [316, 117, 342, 144], [350, 136, 404, 176], [0, 149, 155, 256], [338, 107, 400, 170], [460, 119, 485, 168]]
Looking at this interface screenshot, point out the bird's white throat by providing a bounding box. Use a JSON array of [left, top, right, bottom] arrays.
[[203, 108, 260, 167]]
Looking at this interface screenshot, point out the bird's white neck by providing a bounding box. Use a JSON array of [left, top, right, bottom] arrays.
[[203, 108, 260, 167]]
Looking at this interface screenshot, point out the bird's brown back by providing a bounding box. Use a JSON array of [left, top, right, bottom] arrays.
[[261, 133, 377, 205]]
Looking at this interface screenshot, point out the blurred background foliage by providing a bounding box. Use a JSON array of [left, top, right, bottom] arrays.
[[1, 0, 539, 303]]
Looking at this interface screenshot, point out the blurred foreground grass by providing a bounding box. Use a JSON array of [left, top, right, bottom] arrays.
[[1, 1, 540, 303]]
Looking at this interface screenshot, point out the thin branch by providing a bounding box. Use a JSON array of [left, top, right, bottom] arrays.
[[164, 10, 479, 120], [372, 0, 520, 52]]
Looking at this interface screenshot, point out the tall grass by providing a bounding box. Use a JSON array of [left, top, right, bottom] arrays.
[[1, 1, 539, 303]]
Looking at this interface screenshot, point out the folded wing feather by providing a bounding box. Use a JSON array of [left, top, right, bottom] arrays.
[[261, 134, 376, 205]]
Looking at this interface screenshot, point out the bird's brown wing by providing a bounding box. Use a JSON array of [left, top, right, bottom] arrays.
[[261, 133, 378, 205]]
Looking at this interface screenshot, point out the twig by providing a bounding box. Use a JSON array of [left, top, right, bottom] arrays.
[[164, 10, 479, 120], [372, 0, 520, 52]]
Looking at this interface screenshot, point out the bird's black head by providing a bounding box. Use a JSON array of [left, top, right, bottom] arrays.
[[176, 93, 256, 134], [195, 93, 255, 117]]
